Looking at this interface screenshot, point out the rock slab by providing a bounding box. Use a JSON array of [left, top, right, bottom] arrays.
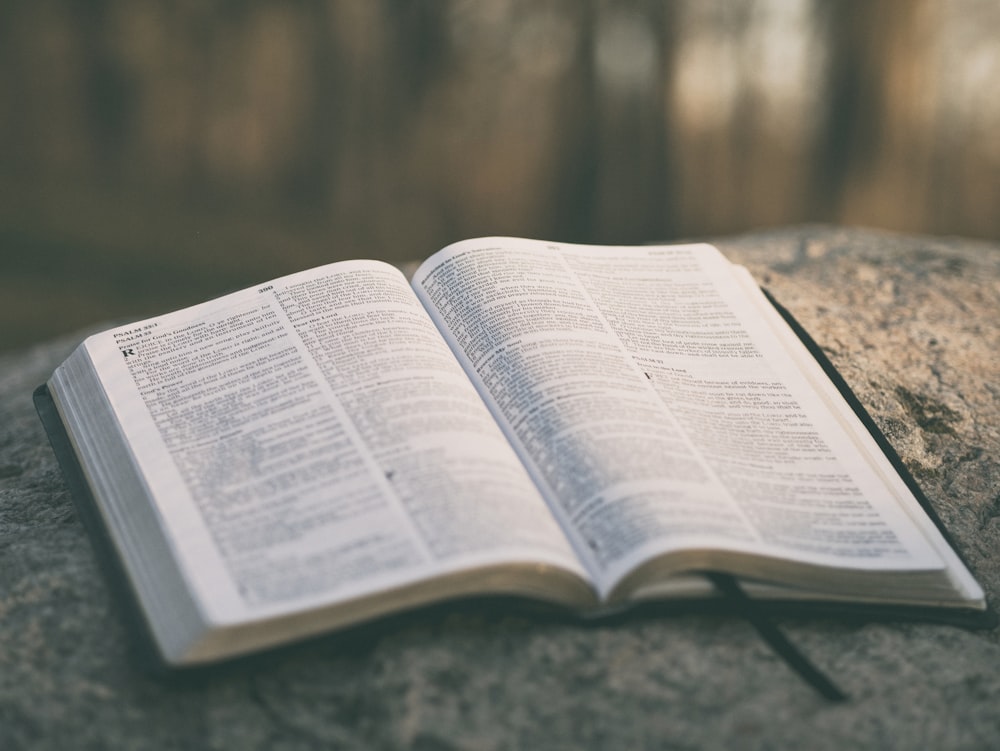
[[1, 226, 998, 750]]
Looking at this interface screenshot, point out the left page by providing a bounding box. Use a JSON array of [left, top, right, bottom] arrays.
[[60, 260, 591, 649]]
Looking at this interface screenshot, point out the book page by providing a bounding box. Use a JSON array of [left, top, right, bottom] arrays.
[[413, 239, 947, 597], [81, 260, 588, 624]]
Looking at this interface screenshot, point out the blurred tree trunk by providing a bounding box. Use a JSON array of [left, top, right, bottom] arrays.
[[816, 0, 934, 230], [586, 0, 674, 243]]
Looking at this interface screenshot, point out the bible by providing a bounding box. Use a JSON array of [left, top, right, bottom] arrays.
[[35, 237, 991, 667]]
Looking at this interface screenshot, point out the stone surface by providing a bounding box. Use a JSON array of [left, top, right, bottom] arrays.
[[1, 226, 999, 750]]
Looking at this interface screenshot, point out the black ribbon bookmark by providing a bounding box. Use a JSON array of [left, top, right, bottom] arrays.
[[706, 573, 849, 702]]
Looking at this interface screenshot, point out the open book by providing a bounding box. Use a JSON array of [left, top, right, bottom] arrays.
[[36, 238, 990, 667]]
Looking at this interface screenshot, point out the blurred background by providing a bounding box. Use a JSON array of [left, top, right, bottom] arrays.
[[1, 0, 999, 352]]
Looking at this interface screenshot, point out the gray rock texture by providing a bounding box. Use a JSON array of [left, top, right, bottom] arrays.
[[2, 226, 999, 750]]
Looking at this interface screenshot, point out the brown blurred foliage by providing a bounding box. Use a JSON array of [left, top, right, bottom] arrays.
[[1, 0, 999, 351]]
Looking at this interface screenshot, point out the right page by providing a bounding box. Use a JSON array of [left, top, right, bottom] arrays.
[[414, 238, 982, 605]]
